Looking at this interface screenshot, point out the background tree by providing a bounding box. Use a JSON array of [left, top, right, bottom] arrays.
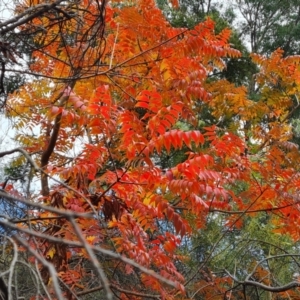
[[229, 0, 300, 55]]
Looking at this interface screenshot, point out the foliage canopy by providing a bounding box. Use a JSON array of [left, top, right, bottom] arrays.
[[1, 0, 300, 299]]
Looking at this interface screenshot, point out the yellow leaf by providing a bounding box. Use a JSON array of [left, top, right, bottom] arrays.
[[46, 247, 56, 259], [160, 59, 172, 83], [86, 236, 96, 244]]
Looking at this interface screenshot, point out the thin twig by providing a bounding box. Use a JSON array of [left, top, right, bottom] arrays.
[[109, 23, 119, 69], [14, 236, 64, 300], [69, 217, 113, 300], [0, 218, 179, 289]]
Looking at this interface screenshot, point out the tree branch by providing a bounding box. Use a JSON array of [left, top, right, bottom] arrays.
[[0, 218, 180, 291], [0, 0, 68, 35], [225, 269, 300, 293]]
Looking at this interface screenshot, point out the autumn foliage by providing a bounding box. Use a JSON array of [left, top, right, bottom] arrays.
[[1, 0, 300, 299]]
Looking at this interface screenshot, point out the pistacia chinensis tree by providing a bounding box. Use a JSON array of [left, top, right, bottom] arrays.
[[1, 0, 300, 299]]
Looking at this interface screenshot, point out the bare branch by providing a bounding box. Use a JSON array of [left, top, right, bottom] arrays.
[[0, 190, 93, 218], [69, 218, 113, 300], [225, 269, 300, 293], [0, 0, 69, 36], [0, 148, 39, 171], [14, 236, 64, 300], [0, 218, 179, 290]]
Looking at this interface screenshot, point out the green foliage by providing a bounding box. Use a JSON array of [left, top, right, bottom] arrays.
[[4, 158, 29, 184], [4, 74, 26, 95]]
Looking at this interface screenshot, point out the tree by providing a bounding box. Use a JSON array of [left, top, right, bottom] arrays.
[[229, 0, 300, 55], [1, 0, 300, 299]]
